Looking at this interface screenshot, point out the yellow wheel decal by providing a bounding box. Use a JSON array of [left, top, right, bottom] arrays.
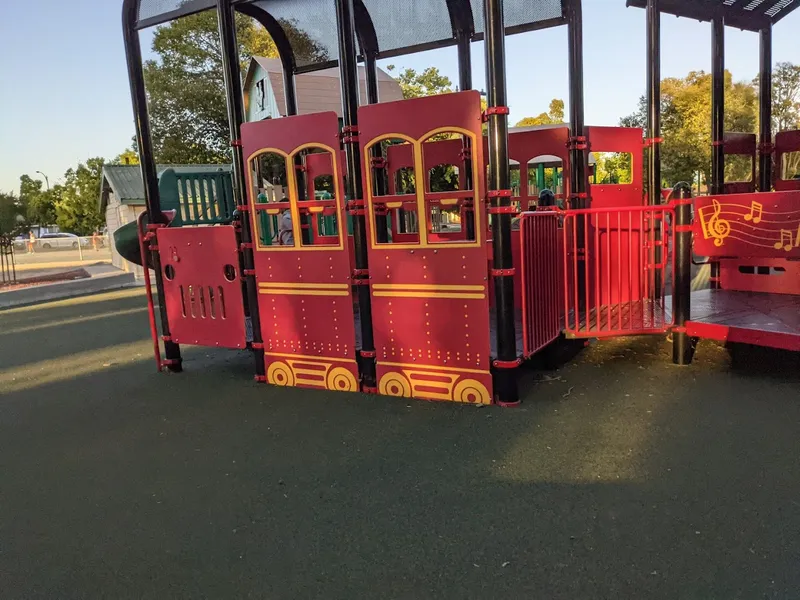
[[267, 361, 295, 387], [378, 372, 412, 398], [453, 378, 491, 404], [326, 367, 358, 393]]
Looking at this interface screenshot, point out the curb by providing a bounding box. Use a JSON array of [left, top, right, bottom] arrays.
[[0, 273, 137, 310]]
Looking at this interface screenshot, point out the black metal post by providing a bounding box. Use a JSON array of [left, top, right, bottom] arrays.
[[567, 0, 588, 308], [122, 0, 182, 372], [335, 0, 377, 390], [672, 182, 694, 365], [457, 30, 477, 241], [646, 0, 661, 204], [646, 0, 663, 298], [365, 52, 389, 244], [759, 26, 773, 192], [217, 0, 265, 378], [484, 0, 518, 405], [710, 16, 725, 290]]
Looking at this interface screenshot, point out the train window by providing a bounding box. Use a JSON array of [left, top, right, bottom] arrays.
[[725, 154, 754, 182], [369, 138, 419, 245], [421, 132, 477, 245], [591, 152, 632, 185], [250, 151, 290, 247], [781, 152, 800, 181], [293, 147, 340, 247]]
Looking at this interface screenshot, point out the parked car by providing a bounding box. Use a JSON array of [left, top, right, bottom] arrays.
[[37, 233, 81, 250]]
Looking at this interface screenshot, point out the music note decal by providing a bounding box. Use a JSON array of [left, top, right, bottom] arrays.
[[697, 199, 731, 247], [743, 200, 763, 224], [773, 224, 800, 252]]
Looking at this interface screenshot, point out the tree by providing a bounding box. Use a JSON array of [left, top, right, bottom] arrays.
[[143, 12, 327, 164], [621, 70, 757, 187], [19, 174, 57, 226], [55, 158, 105, 236], [515, 99, 565, 127], [385, 65, 453, 99], [111, 148, 140, 166], [0, 192, 27, 240]]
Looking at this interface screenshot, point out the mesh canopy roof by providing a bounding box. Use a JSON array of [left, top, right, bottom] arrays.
[[626, 0, 799, 32], [134, 0, 566, 71]]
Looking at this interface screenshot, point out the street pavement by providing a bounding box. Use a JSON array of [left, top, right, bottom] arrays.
[[1, 289, 799, 599]]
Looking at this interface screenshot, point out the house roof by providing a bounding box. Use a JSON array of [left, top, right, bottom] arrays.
[[243, 56, 404, 117], [99, 164, 230, 212]]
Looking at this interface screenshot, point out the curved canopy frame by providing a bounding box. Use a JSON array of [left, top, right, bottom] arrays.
[[131, 0, 566, 74]]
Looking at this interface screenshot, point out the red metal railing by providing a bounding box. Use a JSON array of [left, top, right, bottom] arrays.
[[562, 204, 675, 338], [518, 210, 562, 356]]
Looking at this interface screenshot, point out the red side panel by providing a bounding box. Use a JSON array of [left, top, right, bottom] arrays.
[[242, 112, 360, 393], [507, 126, 571, 207], [586, 126, 644, 208], [721, 259, 800, 295], [775, 130, 800, 192], [693, 191, 800, 259], [157, 226, 247, 349], [359, 92, 493, 404]]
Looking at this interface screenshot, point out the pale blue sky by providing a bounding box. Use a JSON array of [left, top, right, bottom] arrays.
[[0, 1, 798, 193]]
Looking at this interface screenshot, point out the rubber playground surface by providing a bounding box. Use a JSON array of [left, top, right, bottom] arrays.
[[1, 289, 799, 599]]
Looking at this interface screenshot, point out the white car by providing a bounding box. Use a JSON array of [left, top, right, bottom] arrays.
[[37, 233, 81, 250]]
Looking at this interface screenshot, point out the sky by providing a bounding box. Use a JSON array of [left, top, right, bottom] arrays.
[[0, 1, 798, 194]]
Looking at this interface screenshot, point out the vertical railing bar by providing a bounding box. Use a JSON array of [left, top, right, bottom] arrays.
[[617, 210, 623, 331], [572, 215, 579, 333], [605, 212, 611, 333], [594, 209, 601, 332]]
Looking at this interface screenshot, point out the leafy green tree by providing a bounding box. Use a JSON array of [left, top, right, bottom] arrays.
[[385, 65, 453, 99], [0, 192, 28, 240], [55, 158, 105, 236], [111, 148, 140, 166], [144, 12, 327, 164], [19, 174, 57, 226], [621, 70, 757, 187], [515, 99, 565, 127]]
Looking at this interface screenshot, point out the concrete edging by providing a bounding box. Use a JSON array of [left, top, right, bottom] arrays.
[[0, 273, 136, 310]]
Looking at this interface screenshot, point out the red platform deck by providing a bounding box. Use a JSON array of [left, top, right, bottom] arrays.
[[683, 289, 800, 352]]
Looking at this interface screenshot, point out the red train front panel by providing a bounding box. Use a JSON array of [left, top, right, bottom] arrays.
[[358, 92, 493, 404], [242, 112, 360, 393]]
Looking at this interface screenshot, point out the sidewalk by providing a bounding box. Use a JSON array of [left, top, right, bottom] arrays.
[[0, 266, 135, 309]]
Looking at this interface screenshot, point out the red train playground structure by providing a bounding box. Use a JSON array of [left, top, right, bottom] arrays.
[[121, 0, 800, 406]]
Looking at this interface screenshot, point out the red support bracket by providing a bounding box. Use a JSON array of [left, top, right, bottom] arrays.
[[240, 242, 254, 250], [352, 279, 370, 286], [339, 125, 359, 144], [254, 375, 267, 383], [459, 147, 472, 161], [571, 192, 589, 199], [487, 189, 513, 198], [672, 198, 693, 206], [161, 335, 172, 343], [482, 106, 510, 121], [352, 268, 369, 277], [359, 350, 376, 358], [567, 136, 589, 151], [242, 269, 256, 277], [362, 386, 378, 394], [230, 139, 242, 148], [711, 140, 725, 147], [643, 137, 664, 148], [251, 342, 264, 350], [672, 326, 687, 334], [493, 358, 522, 369], [236, 204, 250, 212], [674, 224, 693, 233], [758, 142, 774, 154], [370, 156, 387, 169], [491, 268, 516, 277], [487, 206, 518, 215], [294, 163, 307, 172], [162, 358, 181, 368]]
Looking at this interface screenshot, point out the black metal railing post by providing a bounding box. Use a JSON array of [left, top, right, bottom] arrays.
[[759, 25, 773, 193], [335, 0, 377, 390], [484, 0, 519, 405], [122, 0, 182, 372], [217, 0, 265, 379], [457, 29, 477, 241], [365, 51, 389, 244], [672, 183, 694, 365]]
